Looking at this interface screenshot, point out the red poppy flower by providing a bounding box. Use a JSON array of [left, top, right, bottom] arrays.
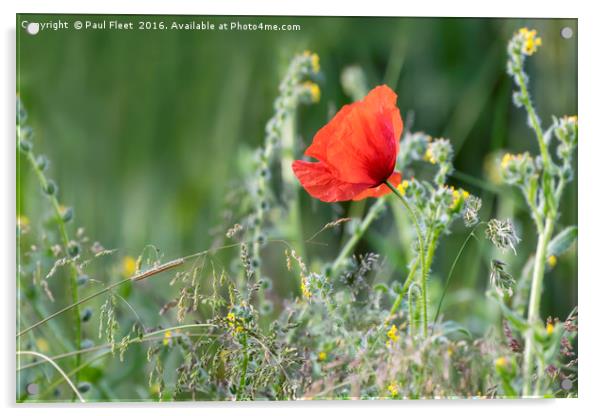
[[292, 85, 403, 202]]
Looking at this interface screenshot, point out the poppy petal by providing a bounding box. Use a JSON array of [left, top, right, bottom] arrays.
[[292, 160, 371, 203], [309, 85, 402, 185], [351, 172, 402, 201]]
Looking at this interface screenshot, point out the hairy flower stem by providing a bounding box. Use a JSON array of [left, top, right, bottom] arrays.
[[522, 217, 554, 397], [421, 228, 440, 335], [237, 334, 250, 400], [385, 181, 428, 337], [24, 151, 82, 378], [388, 258, 419, 317], [514, 63, 560, 398]]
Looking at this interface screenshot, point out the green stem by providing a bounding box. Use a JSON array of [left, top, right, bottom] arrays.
[[388, 258, 419, 317], [385, 181, 428, 337], [237, 334, 249, 400], [516, 73, 550, 171], [433, 227, 479, 327], [421, 228, 440, 336], [522, 216, 554, 397], [25, 151, 82, 378]]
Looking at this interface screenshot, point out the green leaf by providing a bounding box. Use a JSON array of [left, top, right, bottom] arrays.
[[439, 320, 472, 339], [547, 226, 577, 258]]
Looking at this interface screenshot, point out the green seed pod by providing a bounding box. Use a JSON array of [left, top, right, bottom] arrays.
[[61, 206, 73, 222], [19, 139, 32, 153], [44, 180, 57, 196], [67, 241, 80, 257], [17, 98, 28, 124], [80, 339, 94, 349], [259, 276, 272, 290], [81, 307, 92, 322], [77, 382, 91, 393], [260, 300, 274, 315], [77, 274, 89, 286], [36, 155, 48, 171]]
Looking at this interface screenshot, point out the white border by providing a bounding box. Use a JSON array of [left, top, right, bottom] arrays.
[[2, 1, 600, 415]]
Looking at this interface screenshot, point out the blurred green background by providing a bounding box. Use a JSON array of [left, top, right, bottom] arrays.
[[17, 15, 577, 346]]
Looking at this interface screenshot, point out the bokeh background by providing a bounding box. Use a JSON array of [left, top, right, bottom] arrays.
[[17, 15, 577, 400]]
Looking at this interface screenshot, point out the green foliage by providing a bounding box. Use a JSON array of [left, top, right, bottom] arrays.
[[16, 17, 577, 402]]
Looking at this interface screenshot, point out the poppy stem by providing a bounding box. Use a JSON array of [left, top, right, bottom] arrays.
[[385, 180, 428, 337]]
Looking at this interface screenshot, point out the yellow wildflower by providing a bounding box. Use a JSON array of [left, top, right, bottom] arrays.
[[495, 356, 508, 369], [303, 50, 320, 73], [163, 330, 172, 346], [450, 188, 469, 210], [518, 28, 542, 55], [301, 278, 311, 299], [36, 338, 49, 353], [547, 255, 557, 268], [122, 256, 137, 277], [424, 146, 436, 164], [303, 81, 321, 103], [386, 324, 400, 346], [235, 325, 244, 334], [18, 215, 30, 227], [501, 153, 513, 169], [546, 322, 555, 335], [318, 351, 327, 361], [387, 382, 399, 398], [396, 180, 410, 196]]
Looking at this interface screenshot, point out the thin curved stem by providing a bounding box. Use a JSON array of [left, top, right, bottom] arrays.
[[432, 225, 482, 329], [17, 350, 85, 402]]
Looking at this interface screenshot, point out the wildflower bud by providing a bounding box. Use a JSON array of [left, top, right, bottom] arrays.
[[251, 258, 261, 269], [512, 91, 527, 108], [258, 276, 272, 290], [77, 382, 91, 393], [425, 138, 453, 165], [259, 300, 274, 315], [43, 180, 57, 196], [259, 167, 270, 179], [81, 307, 93, 322], [77, 274, 90, 286], [19, 125, 34, 141], [61, 206, 73, 222], [35, 155, 48, 171], [486, 219, 520, 254], [500, 152, 536, 186], [298, 81, 321, 104], [17, 98, 28, 124], [341, 65, 368, 102], [19, 139, 33, 153], [256, 233, 267, 246], [67, 241, 80, 257]]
